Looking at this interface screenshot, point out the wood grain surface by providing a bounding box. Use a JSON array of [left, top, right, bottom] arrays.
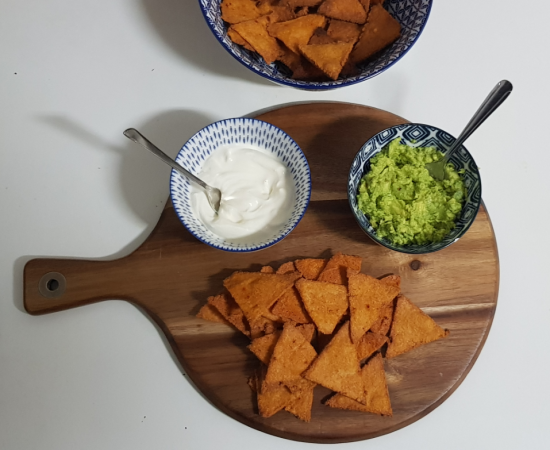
[[23, 103, 499, 443]]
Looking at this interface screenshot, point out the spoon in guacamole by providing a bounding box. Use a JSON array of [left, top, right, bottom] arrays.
[[426, 80, 513, 181]]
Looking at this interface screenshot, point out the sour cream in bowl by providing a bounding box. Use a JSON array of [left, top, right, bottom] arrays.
[[170, 118, 311, 252]]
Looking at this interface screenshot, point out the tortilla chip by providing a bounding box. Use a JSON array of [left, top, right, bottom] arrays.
[[295, 6, 309, 17], [285, 381, 315, 422], [356, 331, 388, 361], [299, 42, 354, 80], [326, 353, 392, 416], [303, 321, 366, 403], [268, 4, 296, 22], [369, 300, 394, 336], [295, 278, 348, 334], [327, 19, 361, 43], [348, 4, 401, 65], [296, 323, 316, 343], [277, 261, 296, 274], [248, 330, 282, 364], [318, 0, 367, 25], [317, 252, 362, 285], [359, 0, 370, 12], [265, 322, 317, 390], [233, 16, 283, 64], [380, 274, 401, 290], [271, 287, 311, 324], [227, 26, 255, 51], [386, 295, 450, 358], [260, 265, 275, 273], [290, 58, 328, 80], [294, 258, 328, 280], [223, 271, 299, 328], [308, 28, 336, 45], [288, 0, 323, 6], [208, 292, 251, 337], [221, 0, 261, 24], [257, 366, 293, 417], [348, 273, 400, 343], [250, 316, 280, 339], [268, 14, 327, 54], [196, 303, 231, 325]]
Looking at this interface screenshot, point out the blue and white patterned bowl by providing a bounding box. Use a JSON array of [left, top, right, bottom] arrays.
[[170, 118, 311, 252], [348, 123, 482, 254], [198, 0, 432, 90]]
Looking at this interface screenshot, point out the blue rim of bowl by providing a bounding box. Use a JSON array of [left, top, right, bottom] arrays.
[[348, 122, 482, 254], [169, 118, 312, 252], [198, 1, 433, 90]]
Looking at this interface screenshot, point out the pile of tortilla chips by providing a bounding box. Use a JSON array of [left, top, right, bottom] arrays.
[[197, 252, 449, 422], [221, 0, 401, 81]]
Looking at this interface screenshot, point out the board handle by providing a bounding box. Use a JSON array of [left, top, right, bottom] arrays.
[[24, 257, 131, 315]]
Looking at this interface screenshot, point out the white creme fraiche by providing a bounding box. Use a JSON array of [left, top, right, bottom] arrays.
[[190, 145, 296, 241]]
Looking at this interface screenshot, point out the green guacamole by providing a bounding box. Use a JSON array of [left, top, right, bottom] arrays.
[[357, 138, 466, 246]]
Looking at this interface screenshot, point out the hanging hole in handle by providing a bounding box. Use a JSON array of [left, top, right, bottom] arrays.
[[39, 272, 67, 298]]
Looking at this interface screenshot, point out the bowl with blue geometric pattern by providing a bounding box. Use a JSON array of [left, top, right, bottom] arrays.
[[198, 0, 433, 90], [170, 118, 311, 252], [348, 123, 482, 254]]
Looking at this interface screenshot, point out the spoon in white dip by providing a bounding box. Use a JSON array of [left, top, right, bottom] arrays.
[[123, 128, 221, 213]]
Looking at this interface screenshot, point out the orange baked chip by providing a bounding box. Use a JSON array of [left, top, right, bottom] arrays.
[[260, 265, 275, 273], [248, 324, 315, 364], [288, 0, 323, 6], [356, 331, 388, 361], [386, 295, 450, 358], [318, 0, 367, 25], [359, 0, 370, 12], [250, 316, 280, 339], [295, 6, 309, 17], [268, 14, 327, 54], [256, 366, 293, 418], [326, 353, 392, 416], [223, 271, 299, 328], [285, 381, 315, 422], [368, 274, 400, 335], [294, 258, 328, 280], [299, 42, 354, 80], [208, 292, 250, 337], [317, 252, 362, 285], [304, 321, 366, 403], [295, 278, 348, 334], [290, 58, 328, 80], [271, 287, 311, 324], [308, 28, 336, 45], [348, 272, 400, 343], [196, 303, 231, 325], [348, 4, 401, 66], [233, 16, 283, 64], [327, 19, 361, 43], [277, 261, 296, 274], [296, 323, 316, 343], [227, 26, 255, 51], [265, 322, 318, 390], [221, 0, 261, 24], [380, 274, 401, 290]]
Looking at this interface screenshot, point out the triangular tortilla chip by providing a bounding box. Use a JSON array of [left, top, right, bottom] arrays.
[[260, 265, 275, 273], [356, 331, 388, 361], [296, 323, 316, 343], [227, 26, 255, 51], [386, 295, 449, 358], [208, 292, 251, 337], [265, 322, 317, 390], [276, 261, 296, 274], [369, 274, 400, 335], [256, 366, 293, 417], [348, 4, 401, 65], [303, 322, 366, 403], [196, 303, 231, 325], [326, 353, 392, 416], [295, 278, 348, 334], [327, 19, 361, 43], [250, 316, 279, 339], [248, 324, 314, 364], [348, 273, 400, 343], [317, 252, 362, 285], [294, 258, 328, 280], [221, 0, 261, 24], [223, 271, 299, 328], [308, 28, 336, 45], [285, 381, 315, 422], [233, 16, 283, 64], [257, 0, 295, 22], [268, 14, 327, 54], [318, 0, 367, 24], [271, 286, 312, 324], [299, 42, 354, 80]]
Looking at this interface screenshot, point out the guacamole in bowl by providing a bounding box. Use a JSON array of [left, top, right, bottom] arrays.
[[348, 123, 481, 254]]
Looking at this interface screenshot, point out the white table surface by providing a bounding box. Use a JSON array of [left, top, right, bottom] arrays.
[[1, 1, 548, 448]]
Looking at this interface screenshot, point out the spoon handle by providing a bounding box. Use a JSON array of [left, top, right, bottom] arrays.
[[445, 80, 513, 159], [123, 128, 209, 190]]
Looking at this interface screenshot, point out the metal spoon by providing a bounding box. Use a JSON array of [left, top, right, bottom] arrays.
[[123, 128, 221, 213], [425, 80, 513, 181]]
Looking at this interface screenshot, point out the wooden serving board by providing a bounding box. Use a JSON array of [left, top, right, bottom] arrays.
[[24, 103, 499, 444]]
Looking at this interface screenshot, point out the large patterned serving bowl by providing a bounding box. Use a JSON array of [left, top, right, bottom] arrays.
[[198, 0, 433, 90], [170, 118, 311, 252], [348, 123, 482, 254]]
